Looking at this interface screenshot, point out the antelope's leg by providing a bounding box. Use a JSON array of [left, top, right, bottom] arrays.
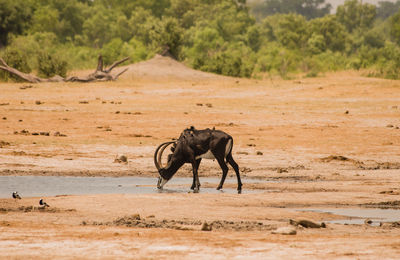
[[216, 157, 229, 190], [191, 160, 201, 193], [191, 159, 202, 190], [227, 153, 242, 193]]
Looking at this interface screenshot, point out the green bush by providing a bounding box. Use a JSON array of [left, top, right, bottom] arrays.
[[7, 32, 60, 69], [313, 51, 348, 71], [307, 33, 326, 54], [255, 44, 301, 78], [0, 48, 31, 82], [308, 15, 348, 52], [301, 56, 323, 77], [59, 45, 98, 69], [128, 38, 150, 62], [363, 30, 385, 48], [375, 43, 400, 79], [101, 38, 125, 65], [37, 51, 68, 78], [356, 45, 381, 68], [101, 37, 149, 66], [390, 10, 400, 45]]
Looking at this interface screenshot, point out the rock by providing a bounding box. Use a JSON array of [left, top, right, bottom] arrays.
[[321, 155, 350, 162], [54, 131, 67, 137], [272, 226, 297, 235], [201, 221, 212, 231], [364, 219, 373, 225], [277, 168, 288, 173], [114, 155, 128, 164], [0, 141, 10, 148], [14, 129, 30, 135], [240, 167, 252, 173], [20, 85, 33, 90], [290, 219, 326, 228], [256, 151, 263, 155], [380, 221, 400, 228], [113, 214, 141, 226]]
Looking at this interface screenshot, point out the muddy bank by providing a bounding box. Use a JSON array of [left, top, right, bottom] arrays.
[[97, 214, 275, 232]]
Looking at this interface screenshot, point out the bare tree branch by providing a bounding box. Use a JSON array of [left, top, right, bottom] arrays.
[[104, 57, 130, 73], [113, 68, 129, 80], [96, 55, 104, 72], [0, 55, 130, 83]]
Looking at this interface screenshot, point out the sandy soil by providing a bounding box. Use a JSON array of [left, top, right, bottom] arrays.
[[1, 55, 400, 259]]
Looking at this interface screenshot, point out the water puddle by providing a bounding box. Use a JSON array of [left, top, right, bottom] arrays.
[[0, 176, 260, 198], [297, 208, 400, 226]]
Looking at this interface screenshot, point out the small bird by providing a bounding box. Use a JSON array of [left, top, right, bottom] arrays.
[[39, 199, 49, 207], [12, 191, 21, 199]]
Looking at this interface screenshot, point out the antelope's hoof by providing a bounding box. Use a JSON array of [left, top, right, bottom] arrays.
[[193, 188, 199, 193]]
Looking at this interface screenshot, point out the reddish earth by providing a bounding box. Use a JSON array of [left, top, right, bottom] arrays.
[[1, 55, 400, 259]]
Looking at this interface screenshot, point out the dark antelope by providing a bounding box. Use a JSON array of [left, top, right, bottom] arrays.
[[154, 127, 242, 193]]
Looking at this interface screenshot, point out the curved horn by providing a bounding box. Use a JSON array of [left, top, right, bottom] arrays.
[[157, 142, 175, 168], [154, 141, 175, 171]]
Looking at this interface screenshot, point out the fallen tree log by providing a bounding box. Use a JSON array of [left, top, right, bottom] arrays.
[[0, 55, 129, 83]]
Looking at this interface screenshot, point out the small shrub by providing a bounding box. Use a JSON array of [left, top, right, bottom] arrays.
[[101, 38, 124, 65], [314, 51, 348, 71], [37, 52, 68, 78], [307, 33, 326, 55], [372, 43, 400, 79], [0, 48, 31, 82], [302, 57, 323, 77]]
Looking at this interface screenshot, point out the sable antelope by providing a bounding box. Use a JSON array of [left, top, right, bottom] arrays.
[[154, 126, 242, 193]]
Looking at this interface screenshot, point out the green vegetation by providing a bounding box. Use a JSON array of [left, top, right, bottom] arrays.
[[1, 0, 400, 80]]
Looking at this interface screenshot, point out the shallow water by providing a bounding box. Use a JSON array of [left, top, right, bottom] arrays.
[[297, 208, 400, 225], [0, 176, 257, 198]]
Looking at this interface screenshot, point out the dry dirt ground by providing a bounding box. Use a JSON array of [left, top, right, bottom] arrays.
[[1, 55, 400, 259]]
